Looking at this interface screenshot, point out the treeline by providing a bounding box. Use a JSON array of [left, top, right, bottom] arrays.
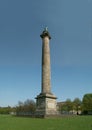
[[59, 93, 92, 115], [0, 99, 36, 115], [0, 93, 92, 115], [16, 99, 36, 116], [58, 98, 81, 114], [0, 106, 12, 114]]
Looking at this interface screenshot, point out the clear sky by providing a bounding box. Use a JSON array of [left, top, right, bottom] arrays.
[[0, 0, 92, 107]]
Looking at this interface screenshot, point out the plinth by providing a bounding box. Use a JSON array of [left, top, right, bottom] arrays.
[[36, 93, 58, 117]]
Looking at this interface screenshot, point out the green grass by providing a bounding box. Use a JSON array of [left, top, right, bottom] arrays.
[[0, 115, 92, 130]]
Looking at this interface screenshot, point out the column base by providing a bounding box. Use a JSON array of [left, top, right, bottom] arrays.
[[35, 93, 59, 118]]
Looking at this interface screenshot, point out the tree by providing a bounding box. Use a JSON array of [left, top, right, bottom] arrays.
[[73, 98, 82, 114], [24, 99, 36, 113], [61, 99, 73, 114], [0, 106, 11, 114], [82, 93, 92, 114], [16, 99, 36, 115], [65, 99, 73, 113]]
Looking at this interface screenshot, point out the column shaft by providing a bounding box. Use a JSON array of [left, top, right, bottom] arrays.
[[42, 36, 51, 93]]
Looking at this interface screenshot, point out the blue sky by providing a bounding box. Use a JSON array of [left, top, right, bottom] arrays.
[[0, 0, 92, 107]]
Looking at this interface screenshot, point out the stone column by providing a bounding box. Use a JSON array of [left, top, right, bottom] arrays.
[[35, 28, 59, 117], [40, 29, 51, 94]]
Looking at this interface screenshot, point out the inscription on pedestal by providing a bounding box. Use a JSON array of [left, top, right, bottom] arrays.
[[47, 102, 55, 109]]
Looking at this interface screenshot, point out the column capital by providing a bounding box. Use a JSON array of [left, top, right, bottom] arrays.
[[40, 28, 51, 39]]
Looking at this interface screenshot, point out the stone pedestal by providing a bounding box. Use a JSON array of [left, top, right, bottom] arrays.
[[36, 93, 58, 117]]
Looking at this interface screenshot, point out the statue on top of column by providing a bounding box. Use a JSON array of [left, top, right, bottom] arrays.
[[44, 27, 48, 31]]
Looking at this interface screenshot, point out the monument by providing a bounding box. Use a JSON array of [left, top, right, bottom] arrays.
[[35, 28, 58, 117]]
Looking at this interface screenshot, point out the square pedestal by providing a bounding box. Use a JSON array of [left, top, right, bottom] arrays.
[[35, 93, 59, 117]]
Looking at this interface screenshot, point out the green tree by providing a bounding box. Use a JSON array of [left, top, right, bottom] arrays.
[[61, 99, 73, 114], [65, 99, 73, 112], [82, 93, 92, 114], [0, 106, 11, 114], [73, 98, 82, 114]]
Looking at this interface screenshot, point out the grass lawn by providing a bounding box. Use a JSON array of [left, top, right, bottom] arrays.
[[0, 115, 92, 130]]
